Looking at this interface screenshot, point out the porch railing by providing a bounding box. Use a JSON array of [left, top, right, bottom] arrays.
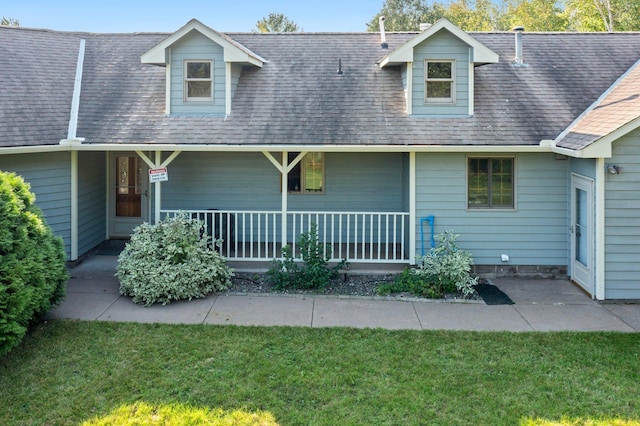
[[160, 209, 410, 263]]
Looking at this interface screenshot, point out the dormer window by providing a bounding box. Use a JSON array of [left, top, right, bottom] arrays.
[[184, 60, 212, 102], [425, 60, 455, 103]]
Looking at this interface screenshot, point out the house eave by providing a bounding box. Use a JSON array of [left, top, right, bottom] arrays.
[[141, 18, 266, 67], [551, 115, 640, 159], [57, 143, 552, 153], [379, 18, 499, 68]]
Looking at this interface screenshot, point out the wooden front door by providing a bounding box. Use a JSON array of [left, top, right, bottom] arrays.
[[110, 154, 148, 237]]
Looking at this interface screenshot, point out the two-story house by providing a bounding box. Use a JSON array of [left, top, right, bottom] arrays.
[[1, 18, 639, 300]]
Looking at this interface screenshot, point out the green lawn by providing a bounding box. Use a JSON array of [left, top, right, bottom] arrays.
[[1, 321, 639, 425]]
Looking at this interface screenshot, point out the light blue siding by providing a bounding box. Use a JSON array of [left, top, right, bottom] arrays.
[[231, 63, 242, 99], [415, 152, 568, 265], [77, 151, 106, 256], [170, 31, 225, 115], [604, 130, 640, 299], [0, 152, 72, 258], [412, 30, 470, 116], [161, 152, 405, 212], [570, 158, 595, 179]]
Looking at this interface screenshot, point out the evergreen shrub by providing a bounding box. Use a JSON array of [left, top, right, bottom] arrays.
[[0, 171, 68, 357]]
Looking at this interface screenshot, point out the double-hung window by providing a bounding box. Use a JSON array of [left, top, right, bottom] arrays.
[[184, 60, 212, 102], [468, 157, 514, 209], [425, 60, 455, 103], [287, 152, 324, 194]]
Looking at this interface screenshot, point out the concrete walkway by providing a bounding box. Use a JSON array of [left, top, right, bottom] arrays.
[[47, 255, 640, 332]]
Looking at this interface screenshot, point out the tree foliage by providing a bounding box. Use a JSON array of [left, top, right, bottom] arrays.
[[1, 17, 19, 26], [255, 13, 302, 33], [564, 0, 640, 31], [367, 0, 640, 32], [501, 0, 568, 31]]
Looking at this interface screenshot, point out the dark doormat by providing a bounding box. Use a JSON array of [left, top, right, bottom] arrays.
[[473, 284, 515, 305]]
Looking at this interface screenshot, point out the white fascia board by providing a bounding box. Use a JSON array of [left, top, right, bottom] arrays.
[[141, 19, 265, 66], [0, 145, 69, 155], [67, 143, 552, 154], [379, 18, 498, 68]]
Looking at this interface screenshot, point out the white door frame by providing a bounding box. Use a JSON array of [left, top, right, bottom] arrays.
[[108, 152, 150, 238], [570, 173, 595, 295]]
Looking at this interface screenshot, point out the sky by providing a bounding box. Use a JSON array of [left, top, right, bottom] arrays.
[[2, 0, 384, 33]]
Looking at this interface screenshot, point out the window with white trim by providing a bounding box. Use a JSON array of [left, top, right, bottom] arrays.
[[468, 157, 514, 209], [184, 60, 212, 102], [287, 152, 324, 194], [425, 60, 455, 103]]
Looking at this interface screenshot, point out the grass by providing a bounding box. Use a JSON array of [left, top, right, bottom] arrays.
[[1, 321, 639, 425]]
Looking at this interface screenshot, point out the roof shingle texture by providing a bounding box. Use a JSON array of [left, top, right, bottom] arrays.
[[2, 27, 640, 148], [0, 27, 81, 146], [556, 59, 640, 150]]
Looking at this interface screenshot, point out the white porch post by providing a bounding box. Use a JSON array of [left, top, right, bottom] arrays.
[[70, 150, 78, 261], [154, 151, 162, 224], [409, 151, 416, 265], [281, 151, 288, 255]]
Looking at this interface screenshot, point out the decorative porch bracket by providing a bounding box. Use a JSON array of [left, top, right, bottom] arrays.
[[136, 150, 182, 224], [262, 151, 308, 256]]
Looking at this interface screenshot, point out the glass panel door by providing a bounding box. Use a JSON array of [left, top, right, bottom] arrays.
[[116, 156, 142, 218], [571, 174, 594, 294]]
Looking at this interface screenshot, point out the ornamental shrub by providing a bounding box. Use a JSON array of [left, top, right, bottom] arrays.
[[116, 213, 233, 306], [266, 224, 347, 290], [0, 171, 68, 357], [376, 230, 477, 298]]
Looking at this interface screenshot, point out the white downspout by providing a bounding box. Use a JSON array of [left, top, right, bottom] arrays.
[[67, 39, 85, 141], [67, 39, 85, 261], [595, 157, 606, 300]]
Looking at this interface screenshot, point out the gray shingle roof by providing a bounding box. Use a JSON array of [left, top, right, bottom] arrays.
[[0, 27, 82, 147], [555, 58, 640, 150], [2, 26, 640, 149]]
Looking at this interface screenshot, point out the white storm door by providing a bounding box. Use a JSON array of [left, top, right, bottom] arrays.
[[571, 174, 594, 295]]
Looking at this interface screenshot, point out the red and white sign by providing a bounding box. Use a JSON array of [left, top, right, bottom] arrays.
[[149, 167, 168, 183]]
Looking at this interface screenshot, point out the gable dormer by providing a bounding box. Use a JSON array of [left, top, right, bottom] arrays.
[[379, 19, 498, 117], [141, 19, 266, 116]]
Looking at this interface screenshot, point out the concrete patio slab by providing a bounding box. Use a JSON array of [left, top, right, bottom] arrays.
[[205, 294, 314, 327], [492, 278, 591, 305], [600, 303, 640, 331], [312, 298, 422, 330], [46, 292, 121, 321], [70, 255, 119, 277], [65, 276, 120, 294], [514, 304, 635, 332], [97, 295, 216, 324], [413, 303, 532, 331]]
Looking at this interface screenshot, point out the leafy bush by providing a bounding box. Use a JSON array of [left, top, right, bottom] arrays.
[[116, 213, 233, 306], [266, 224, 347, 290], [376, 230, 478, 298], [0, 171, 68, 356]]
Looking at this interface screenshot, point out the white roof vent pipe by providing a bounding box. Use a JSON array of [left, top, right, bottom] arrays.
[[379, 16, 388, 49], [513, 26, 527, 67], [419, 23, 432, 31]]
